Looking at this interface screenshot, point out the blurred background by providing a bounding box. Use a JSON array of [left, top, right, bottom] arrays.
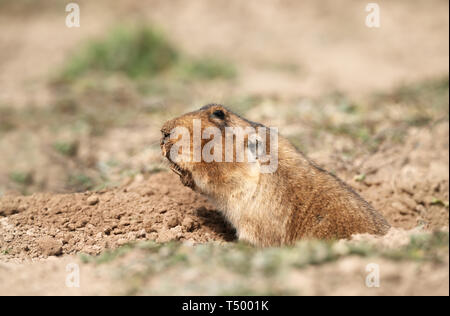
[[0, 0, 449, 296], [0, 0, 448, 195]]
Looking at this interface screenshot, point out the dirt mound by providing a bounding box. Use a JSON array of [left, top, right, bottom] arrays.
[[0, 173, 236, 261]]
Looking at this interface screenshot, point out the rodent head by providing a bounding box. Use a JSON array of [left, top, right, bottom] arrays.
[[160, 104, 271, 193]]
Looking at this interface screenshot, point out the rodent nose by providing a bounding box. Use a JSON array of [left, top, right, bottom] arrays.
[[160, 131, 172, 159], [161, 131, 170, 145]]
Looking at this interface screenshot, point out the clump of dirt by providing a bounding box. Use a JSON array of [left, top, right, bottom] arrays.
[[0, 172, 236, 261]]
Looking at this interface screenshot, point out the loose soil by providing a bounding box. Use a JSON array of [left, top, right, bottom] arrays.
[[0, 173, 236, 261]]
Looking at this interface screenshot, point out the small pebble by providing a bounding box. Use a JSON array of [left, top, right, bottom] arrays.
[[87, 195, 99, 206]]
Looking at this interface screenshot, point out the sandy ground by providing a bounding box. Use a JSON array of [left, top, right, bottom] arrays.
[[0, 173, 235, 261]]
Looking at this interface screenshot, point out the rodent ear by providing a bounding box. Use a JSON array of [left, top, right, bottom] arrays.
[[248, 138, 257, 157], [211, 109, 226, 120], [247, 134, 262, 161]]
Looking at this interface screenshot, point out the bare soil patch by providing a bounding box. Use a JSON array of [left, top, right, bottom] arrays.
[[0, 173, 235, 261]]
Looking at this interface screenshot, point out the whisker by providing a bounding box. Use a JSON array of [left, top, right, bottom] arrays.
[[147, 140, 162, 147]]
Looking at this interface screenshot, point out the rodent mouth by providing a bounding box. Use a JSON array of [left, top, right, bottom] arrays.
[[168, 159, 184, 177], [164, 155, 196, 189], [161, 138, 195, 189], [161, 141, 184, 176]]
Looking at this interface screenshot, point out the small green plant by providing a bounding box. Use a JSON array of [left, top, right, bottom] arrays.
[[9, 171, 33, 185], [0, 107, 17, 132], [385, 231, 450, 262], [390, 76, 449, 107], [179, 57, 236, 80], [430, 198, 449, 208], [61, 26, 179, 80], [225, 95, 261, 114], [372, 76, 449, 121], [68, 173, 94, 191], [53, 141, 78, 157], [80, 244, 134, 264], [59, 25, 237, 83], [354, 173, 366, 182]]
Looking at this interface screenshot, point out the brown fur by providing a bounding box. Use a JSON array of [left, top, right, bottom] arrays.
[[161, 104, 390, 246]]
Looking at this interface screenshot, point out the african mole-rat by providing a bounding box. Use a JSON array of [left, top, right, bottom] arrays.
[[160, 104, 390, 246]]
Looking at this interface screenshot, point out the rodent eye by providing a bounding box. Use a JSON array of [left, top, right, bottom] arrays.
[[212, 109, 225, 120]]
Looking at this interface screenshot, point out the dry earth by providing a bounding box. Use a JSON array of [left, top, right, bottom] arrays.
[[0, 0, 448, 296], [1, 121, 448, 262]]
